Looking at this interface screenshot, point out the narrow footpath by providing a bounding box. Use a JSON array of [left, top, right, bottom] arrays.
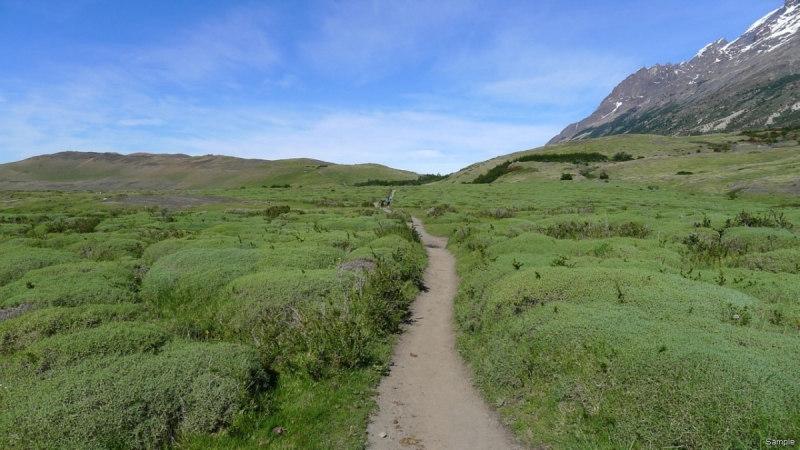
[[367, 217, 521, 450]]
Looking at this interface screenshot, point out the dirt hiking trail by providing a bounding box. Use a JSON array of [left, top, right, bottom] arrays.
[[367, 218, 522, 450]]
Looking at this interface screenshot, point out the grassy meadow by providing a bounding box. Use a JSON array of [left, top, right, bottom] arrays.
[[1, 130, 799, 449], [395, 178, 800, 449], [0, 186, 425, 449]]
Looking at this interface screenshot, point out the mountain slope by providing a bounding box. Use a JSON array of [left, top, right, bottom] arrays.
[[0, 152, 418, 190], [447, 132, 800, 195], [551, 0, 800, 144]]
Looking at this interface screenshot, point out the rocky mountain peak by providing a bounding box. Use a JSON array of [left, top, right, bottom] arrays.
[[548, 3, 800, 144]]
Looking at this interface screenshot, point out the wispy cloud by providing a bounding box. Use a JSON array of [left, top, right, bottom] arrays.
[[299, 0, 481, 82], [127, 6, 280, 87]]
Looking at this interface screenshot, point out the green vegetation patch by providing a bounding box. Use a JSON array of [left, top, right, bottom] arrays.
[[0, 262, 139, 308], [354, 173, 448, 186], [5, 322, 170, 374], [0, 304, 149, 355], [0, 248, 82, 287], [142, 248, 261, 309], [0, 342, 267, 450], [399, 181, 800, 449], [539, 220, 650, 240], [473, 152, 609, 184]]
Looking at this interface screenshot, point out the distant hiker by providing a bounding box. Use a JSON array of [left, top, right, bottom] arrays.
[[380, 200, 386, 207], [386, 198, 391, 206]]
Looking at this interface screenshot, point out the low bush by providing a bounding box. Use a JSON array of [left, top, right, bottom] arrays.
[[726, 210, 793, 230], [0, 262, 138, 308], [67, 238, 146, 260], [44, 216, 103, 234], [455, 267, 800, 448], [0, 342, 267, 450], [0, 304, 148, 356], [257, 246, 346, 270], [142, 248, 260, 309], [612, 151, 635, 161], [0, 248, 82, 287], [374, 221, 421, 243], [517, 152, 608, 164], [354, 174, 448, 186], [7, 322, 170, 374], [539, 220, 650, 240]]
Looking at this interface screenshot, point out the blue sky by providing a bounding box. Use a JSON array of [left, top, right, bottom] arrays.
[[0, 0, 784, 173]]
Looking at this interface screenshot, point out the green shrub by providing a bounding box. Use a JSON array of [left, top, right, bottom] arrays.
[[457, 267, 800, 448], [67, 238, 146, 260], [0, 262, 138, 308], [8, 322, 170, 373], [560, 173, 573, 181], [516, 152, 608, 164], [0, 342, 267, 450], [222, 241, 424, 378], [726, 210, 793, 230], [734, 249, 800, 274], [142, 248, 260, 309], [222, 269, 359, 373], [612, 151, 635, 161], [472, 161, 512, 184], [354, 174, 448, 186], [44, 216, 103, 234], [257, 245, 346, 270], [0, 248, 82, 287], [374, 221, 421, 243], [539, 220, 650, 240], [0, 304, 148, 356]]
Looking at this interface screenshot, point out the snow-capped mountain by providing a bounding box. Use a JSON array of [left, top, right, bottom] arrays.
[[550, 0, 800, 144]]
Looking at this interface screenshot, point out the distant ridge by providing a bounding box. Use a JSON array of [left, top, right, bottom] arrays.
[[0, 151, 418, 190], [551, 0, 800, 144]]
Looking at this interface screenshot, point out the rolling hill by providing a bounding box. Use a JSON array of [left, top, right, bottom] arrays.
[[0, 151, 419, 190]]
